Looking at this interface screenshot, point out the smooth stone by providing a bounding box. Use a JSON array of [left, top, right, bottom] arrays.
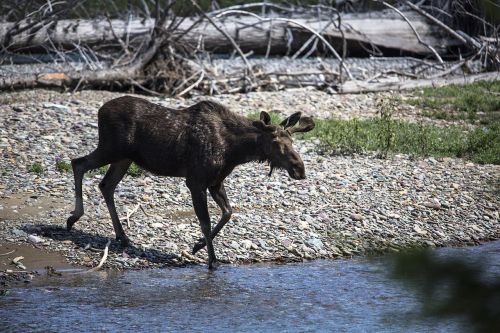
[[305, 238, 324, 250]]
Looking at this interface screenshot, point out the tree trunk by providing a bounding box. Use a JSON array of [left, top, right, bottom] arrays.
[[0, 12, 457, 56]]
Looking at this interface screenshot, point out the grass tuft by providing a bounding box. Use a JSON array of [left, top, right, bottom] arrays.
[[55, 159, 72, 173], [28, 162, 44, 174], [408, 81, 500, 124], [127, 163, 143, 177]]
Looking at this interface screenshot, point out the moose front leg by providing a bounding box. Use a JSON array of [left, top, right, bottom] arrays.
[[192, 182, 232, 255], [187, 182, 217, 269]]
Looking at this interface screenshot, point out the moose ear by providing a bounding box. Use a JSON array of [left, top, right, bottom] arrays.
[[288, 116, 315, 134], [280, 112, 301, 129], [260, 111, 271, 125]]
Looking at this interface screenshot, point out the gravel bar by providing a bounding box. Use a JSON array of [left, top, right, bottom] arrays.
[[0, 89, 498, 269]]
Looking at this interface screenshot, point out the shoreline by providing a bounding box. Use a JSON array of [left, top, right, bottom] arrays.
[[0, 88, 498, 273]]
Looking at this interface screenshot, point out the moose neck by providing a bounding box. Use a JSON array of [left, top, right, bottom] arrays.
[[226, 125, 268, 167]]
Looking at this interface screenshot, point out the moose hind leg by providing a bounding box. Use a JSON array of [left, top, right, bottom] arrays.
[[99, 159, 132, 247], [192, 183, 232, 255], [67, 150, 111, 231], [188, 183, 217, 269]]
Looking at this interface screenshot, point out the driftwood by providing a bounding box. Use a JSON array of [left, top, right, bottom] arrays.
[[85, 239, 111, 273], [1, 2, 497, 95], [0, 33, 164, 90], [0, 12, 456, 56], [339, 71, 500, 94]]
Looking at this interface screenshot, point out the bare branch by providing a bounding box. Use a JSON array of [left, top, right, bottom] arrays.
[[376, 1, 444, 64], [213, 9, 353, 80]]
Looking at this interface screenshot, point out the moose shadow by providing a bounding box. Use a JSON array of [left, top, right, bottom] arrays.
[[21, 223, 186, 267]]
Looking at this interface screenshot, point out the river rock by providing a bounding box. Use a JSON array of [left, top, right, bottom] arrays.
[[28, 234, 44, 244], [305, 238, 324, 250], [350, 213, 364, 221]]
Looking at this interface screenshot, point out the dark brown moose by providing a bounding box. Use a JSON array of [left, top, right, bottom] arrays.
[[67, 96, 315, 269]]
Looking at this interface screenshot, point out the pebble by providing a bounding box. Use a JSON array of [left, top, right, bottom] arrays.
[[423, 198, 441, 210], [350, 213, 364, 221], [43, 103, 69, 111], [305, 238, 324, 250], [28, 234, 44, 243], [240, 240, 253, 249], [12, 229, 28, 237]]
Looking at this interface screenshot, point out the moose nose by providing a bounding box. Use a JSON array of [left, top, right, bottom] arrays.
[[288, 152, 305, 180], [290, 164, 306, 180], [294, 169, 306, 180]]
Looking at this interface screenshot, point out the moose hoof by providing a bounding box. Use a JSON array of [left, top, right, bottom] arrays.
[[208, 259, 219, 270], [192, 239, 206, 255], [66, 215, 79, 231], [116, 235, 130, 248]]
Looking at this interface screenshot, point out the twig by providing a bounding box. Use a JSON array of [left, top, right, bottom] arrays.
[[129, 79, 164, 96], [291, 20, 333, 59], [190, 0, 253, 75], [177, 70, 205, 97], [427, 47, 484, 79], [265, 18, 273, 59], [405, 1, 469, 46], [85, 239, 111, 273], [140, 205, 154, 217], [124, 203, 142, 228], [0, 250, 15, 256], [302, 38, 319, 59]]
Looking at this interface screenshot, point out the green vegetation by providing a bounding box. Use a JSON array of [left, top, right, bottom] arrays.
[[408, 81, 500, 124], [127, 163, 144, 177], [301, 118, 499, 165], [391, 250, 500, 332], [88, 165, 109, 176], [55, 160, 72, 173], [249, 88, 500, 165], [86, 163, 143, 177], [28, 162, 44, 174]]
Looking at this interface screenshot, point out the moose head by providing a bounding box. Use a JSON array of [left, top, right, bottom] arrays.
[[253, 111, 315, 180]]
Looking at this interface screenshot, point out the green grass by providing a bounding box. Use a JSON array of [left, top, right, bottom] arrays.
[[88, 165, 109, 176], [55, 160, 72, 173], [28, 162, 44, 174], [302, 119, 499, 165], [85, 163, 143, 177], [408, 81, 500, 124], [127, 163, 143, 177], [249, 108, 500, 165]]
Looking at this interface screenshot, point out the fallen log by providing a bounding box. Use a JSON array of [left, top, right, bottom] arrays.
[[0, 12, 456, 57], [339, 71, 500, 94]]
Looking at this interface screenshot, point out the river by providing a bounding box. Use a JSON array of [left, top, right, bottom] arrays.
[[1, 241, 499, 332]]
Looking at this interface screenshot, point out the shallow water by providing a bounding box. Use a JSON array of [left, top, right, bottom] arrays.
[[1, 241, 499, 333]]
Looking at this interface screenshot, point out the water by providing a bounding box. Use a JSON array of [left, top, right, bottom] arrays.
[[1, 241, 499, 332]]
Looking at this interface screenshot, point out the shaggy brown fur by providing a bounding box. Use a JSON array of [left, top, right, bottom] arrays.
[[67, 96, 315, 268]]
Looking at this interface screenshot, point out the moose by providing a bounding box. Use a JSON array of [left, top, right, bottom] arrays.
[[66, 96, 315, 268]]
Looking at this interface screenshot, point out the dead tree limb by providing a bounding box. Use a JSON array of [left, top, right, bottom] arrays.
[[376, 1, 444, 64], [190, 0, 253, 74], [405, 1, 471, 47], [340, 71, 499, 94], [213, 9, 353, 80]]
